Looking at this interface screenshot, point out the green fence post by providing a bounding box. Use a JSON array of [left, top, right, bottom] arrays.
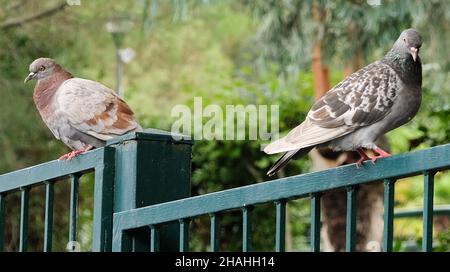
[[345, 186, 357, 252], [111, 130, 192, 252], [423, 171, 435, 252], [383, 179, 396, 252]]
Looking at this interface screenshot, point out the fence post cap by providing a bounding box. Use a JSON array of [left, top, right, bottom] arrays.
[[106, 129, 193, 146]]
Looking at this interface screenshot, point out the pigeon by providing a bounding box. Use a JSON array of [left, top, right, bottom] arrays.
[[25, 58, 142, 160], [264, 29, 423, 176]]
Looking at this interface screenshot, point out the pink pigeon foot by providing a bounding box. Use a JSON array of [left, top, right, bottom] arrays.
[[368, 147, 392, 164], [356, 149, 371, 167], [58, 150, 86, 160]]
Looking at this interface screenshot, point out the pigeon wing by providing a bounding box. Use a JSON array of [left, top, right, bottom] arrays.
[[264, 61, 398, 154], [54, 78, 141, 141]]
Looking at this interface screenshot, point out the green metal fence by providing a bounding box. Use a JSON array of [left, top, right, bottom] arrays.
[[0, 147, 115, 252], [0, 131, 192, 252], [111, 141, 450, 252], [1, 131, 450, 252]]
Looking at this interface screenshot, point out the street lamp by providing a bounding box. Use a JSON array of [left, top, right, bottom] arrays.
[[106, 16, 135, 97]]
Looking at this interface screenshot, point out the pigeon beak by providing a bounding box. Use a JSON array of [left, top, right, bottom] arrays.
[[24, 72, 36, 83], [410, 47, 418, 62]]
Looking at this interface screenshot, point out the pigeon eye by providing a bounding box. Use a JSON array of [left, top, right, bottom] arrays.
[[39, 66, 45, 71], [402, 38, 407, 43]]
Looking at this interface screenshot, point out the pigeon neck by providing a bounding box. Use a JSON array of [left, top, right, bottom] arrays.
[[33, 65, 73, 112], [384, 49, 422, 85]]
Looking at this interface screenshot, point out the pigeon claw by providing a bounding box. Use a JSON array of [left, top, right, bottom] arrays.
[[368, 147, 392, 164], [367, 148, 392, 164], [370, 156, 379, 164], [355, 148, 371, 168], [374, 147, 391, 158], [369, 155, 384, 164], [58, 150, 86, 161], [356, 158, 366, 168]]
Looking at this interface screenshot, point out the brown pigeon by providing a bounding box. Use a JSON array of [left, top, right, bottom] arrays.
[[264, 29, 423, 176], [25, 58, 142, 160]]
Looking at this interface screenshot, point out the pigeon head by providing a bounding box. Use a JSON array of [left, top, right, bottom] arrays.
[[392, 29, 423, 62], [24, 58, 58, 83]]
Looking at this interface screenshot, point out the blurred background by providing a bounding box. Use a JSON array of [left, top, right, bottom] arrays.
[[0, 0, 449, 251]]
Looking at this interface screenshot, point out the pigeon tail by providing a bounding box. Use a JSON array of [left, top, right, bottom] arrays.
[[264, 118, 351, 155], [267, 146, 313, 176]]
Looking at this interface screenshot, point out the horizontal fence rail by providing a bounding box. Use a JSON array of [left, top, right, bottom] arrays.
[[0, 147, 115, 252], [113, 143, 450, 252], [394, 205, 450, 218]]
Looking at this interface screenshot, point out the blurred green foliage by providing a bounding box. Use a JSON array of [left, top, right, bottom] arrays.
[[0, 0, 449, 251]]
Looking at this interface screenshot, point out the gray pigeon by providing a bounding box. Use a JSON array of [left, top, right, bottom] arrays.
[[25, 58, 142, 160], [264, 29, 423, 176]]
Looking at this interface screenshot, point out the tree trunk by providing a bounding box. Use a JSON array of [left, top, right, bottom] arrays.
[[312, 43, 331, 99]]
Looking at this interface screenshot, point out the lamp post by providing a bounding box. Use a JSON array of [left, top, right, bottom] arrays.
[[106, 17, 134, 97]]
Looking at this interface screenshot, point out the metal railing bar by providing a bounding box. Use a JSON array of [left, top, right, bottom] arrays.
[[275, 200, 286, 252], [394, 205, 450, 218], [0, 148, 104, 194], [150, 225, 159, 252], [179, 219, 189, 252], [345, 186, 357, 252], [19, 187, 30, 252], [423, 171, 435, 252], [68, 174, 80, 249], [383, 179, 396, 252], [209, 213, 220, 252], [310, 193, 321, 252], [242, 206, 252, 252], [43, 181, 54, 252]]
